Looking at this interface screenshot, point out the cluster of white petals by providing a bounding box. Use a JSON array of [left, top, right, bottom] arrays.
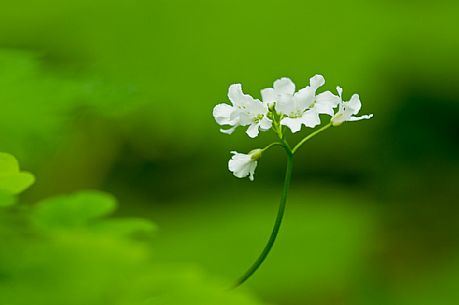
[[213, 84, 272, 138], [270, 75, 340, 132], [214, 74, 371, 137], [213, 74, 373, 180]]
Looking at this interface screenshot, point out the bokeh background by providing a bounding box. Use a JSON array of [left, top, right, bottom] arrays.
[[1, 0, 459, 304]]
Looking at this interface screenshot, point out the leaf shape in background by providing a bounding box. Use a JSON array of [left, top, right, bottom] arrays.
[[89, 218, 157, 237], [32, 190, 116, 228], [0, 152, 35, 207]]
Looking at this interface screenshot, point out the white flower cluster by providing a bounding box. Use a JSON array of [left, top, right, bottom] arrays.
[[213, 74, 373, 180], [213, 75, 372, 137]]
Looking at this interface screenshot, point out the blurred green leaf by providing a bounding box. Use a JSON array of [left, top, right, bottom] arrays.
[[32, 190, 116, 228], [0, 152, 35, 197], [0, 49, 141, 164], [89, 218, 157, 237], [0, 189, 265, 305]]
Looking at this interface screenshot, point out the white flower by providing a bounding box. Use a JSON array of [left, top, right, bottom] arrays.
[[260, 77, 296, 107], [213, 84, 272, 138], [273, 75, 326, 133], [330, 87, 373, 126], [314, 87, 342, 117], [228, 149, 262, 181]]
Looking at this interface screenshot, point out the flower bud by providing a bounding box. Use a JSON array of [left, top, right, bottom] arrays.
[[331, 114, 345, 126], [248, 149, 263, 161]]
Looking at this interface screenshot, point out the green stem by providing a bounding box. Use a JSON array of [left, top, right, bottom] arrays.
[[292, 122, 332, 154], [234, 150, 294, 287], [262, 142, 283, 152]]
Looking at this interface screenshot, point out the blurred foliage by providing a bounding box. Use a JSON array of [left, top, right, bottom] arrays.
[[0, 153, 265, 305], [0, 153, 35, 206], [0, 49, 139, 165]]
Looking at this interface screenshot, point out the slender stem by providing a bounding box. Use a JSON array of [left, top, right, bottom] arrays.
[[292, 122, 332, 154], [234, 150, 294, 287], [262, 142, 283, 152]]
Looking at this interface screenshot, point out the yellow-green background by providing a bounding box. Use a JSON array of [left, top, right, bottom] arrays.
[[1, 0, 458, 304]]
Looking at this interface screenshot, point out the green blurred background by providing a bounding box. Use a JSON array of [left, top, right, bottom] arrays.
[[1, 0, 459, 304]]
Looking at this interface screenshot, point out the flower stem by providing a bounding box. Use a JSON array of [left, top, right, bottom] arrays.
[[234, 150, 294, 287], [292, 122, 332, 154], [262, 142, 283, 152]]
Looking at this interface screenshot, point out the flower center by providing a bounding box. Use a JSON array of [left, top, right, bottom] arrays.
[[254, 114, 264, 123], [289, 110, 303, 118]]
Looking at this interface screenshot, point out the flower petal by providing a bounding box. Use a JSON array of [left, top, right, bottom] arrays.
[[348, 114, 373, 121], [348, 94, 361, 114], [213, 103, 234, 125], [310, 74, 325, 90], [220, 126, 237, 134], [315, 91, 341, 116], [314, 103, 335, 116], [336, 86, 343, 98], [259, 116, 273, 131], [246, 123, 260, 138], [275, 94, 296, 115], [245, 98, 267, 116], [228, 84, 244, 106], [232, 110, 251, 126], [293, 87, 315, 110], [281, 117, 303, 133], [261, 88, 276, 106], [273, 77, 295, 95], [316, 91, 340, 105], [299, 109, 321, 128], [248, 161, 257, 181]]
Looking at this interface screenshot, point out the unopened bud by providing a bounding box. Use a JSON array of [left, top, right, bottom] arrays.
[[248, 149, 263, 161]]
